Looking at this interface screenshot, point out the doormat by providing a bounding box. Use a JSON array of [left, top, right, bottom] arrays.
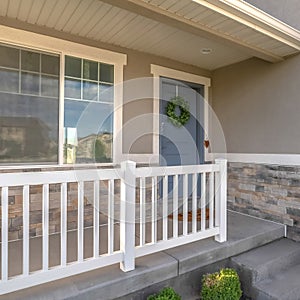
[[168, 208, 210, 222]]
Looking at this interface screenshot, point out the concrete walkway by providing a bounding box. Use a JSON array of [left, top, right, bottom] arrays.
[[2, 211, 285, 300]]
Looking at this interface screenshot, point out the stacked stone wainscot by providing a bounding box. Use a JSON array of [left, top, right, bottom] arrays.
[[228, 162, 300, 241]]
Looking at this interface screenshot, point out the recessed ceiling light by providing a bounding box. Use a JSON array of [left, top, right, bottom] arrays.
[[201, 48, 212, 54]]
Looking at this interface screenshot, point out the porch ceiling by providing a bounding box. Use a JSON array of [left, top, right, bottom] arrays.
[[1, 0, 300, 70]]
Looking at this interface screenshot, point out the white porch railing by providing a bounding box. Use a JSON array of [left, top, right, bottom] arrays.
[[0, 159, 227, 295]]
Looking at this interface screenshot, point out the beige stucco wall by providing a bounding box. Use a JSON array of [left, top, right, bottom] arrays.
[[212, 55, 300, 154], [0, 18, 210, 155], [122, 50, 210, 154]]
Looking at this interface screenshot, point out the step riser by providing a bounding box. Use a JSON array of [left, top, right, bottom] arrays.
[[253, 287, 278, 300], [230, 259, 258, 298], [254, 285, 300, 300], [231, 239, 300, 299], [253, 250, 300, 283]]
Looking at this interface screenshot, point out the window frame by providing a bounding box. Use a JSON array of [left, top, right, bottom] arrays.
[[0, 25, 127, 168]]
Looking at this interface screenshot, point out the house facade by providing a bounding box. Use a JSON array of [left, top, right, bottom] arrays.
[[0, 0, 300, 296]]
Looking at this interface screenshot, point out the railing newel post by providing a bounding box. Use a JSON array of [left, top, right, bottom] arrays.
[[120, 160, 136, 272], [214, 159, 227, 243]]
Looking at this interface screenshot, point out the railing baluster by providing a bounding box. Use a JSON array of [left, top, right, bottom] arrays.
[[151, 177, 157, 243], [61, 182, 67, 266], [209, 172, 215, 229], [201, 173, 206, 231], [1, 187, 8, 281], [78, 182, 84, 262], [183, 174, 188, 236], [108, 179, 114, 254], [42, 184, 49, 271], [93, 180, 100, 258], [23, 185, 30, 276], [173, 175, 178, 238], [163, 175, 168, 241], [140, 177, 146, 246], [192, 173, 197, 233]]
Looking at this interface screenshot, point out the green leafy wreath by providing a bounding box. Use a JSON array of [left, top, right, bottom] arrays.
[[165, 96, 190, 127]]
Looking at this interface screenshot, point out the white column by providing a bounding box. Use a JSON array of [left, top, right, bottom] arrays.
[[215, 159, 227, 243], [120, 161, 136, 272]]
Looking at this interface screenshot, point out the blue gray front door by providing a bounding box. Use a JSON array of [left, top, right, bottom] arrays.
[[159, 77, 204, 197], [160, 77, 204, 167]]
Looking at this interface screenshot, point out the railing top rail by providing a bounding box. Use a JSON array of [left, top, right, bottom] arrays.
[[136, 163, 220, 178], [0, 162, 221, 187], [0, 168, 123, 187]]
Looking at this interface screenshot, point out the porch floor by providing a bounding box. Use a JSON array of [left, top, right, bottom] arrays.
[[2, 211, 284, 300]]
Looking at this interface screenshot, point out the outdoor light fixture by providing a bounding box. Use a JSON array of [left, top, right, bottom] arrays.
[[201, 48, 212, 54]]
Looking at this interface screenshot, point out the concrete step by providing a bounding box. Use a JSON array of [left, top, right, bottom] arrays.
[[254, 263, 300, 300], [231, 238, 300, 299]]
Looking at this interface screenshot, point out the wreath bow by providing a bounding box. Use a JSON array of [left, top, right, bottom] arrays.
[[165, 96, 190, 127]]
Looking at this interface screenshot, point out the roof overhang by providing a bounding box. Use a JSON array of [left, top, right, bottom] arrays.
[[1, 0, 300, 70], [106, 0, 300, 63]]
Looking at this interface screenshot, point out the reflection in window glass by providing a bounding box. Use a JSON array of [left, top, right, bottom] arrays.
[[41, 54, 59, 75], [21, 50, 40, 72], [83, 81, 97, 101], [100, 63, 114, 83], [64, 55, 114, 163], [64, 100, 113, 163], [65, 79, 81, 99], [0, 69, 19, 93], [83, 60, 98, 81], [0, 44, 59, 164], [0, 45, 19, 69], [100, 84, 114, 103], [65, 56, 81, 78], [21, 72, 40, 95], [41, 76, 59, 98]]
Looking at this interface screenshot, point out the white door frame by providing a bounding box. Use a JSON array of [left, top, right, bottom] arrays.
[[151, 64, 211, 164]]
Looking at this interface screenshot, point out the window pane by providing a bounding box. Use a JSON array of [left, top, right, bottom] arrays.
[[41, 75, 59, 98], [0, 68, 19, 93], [99, 84, 114, 102], [65, 78, 81, 99], [0, 45, 19, 69], [0, 93, 58, 163], [83, 81, 98, 101], [65, 56, 81, 78], [41, 54, 59, 75], [100, 63, 114, 83], [21, 50, 40, 72], [21, 72, 39, 95], [64, 100, 113, 163], [0, 45, 59, 165], [64, 55, 115, 164], [83, 60, 98, 81]]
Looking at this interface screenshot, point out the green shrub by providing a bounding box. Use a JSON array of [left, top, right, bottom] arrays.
[[147, 287, 181, 300], [201, 268, 242, 300]]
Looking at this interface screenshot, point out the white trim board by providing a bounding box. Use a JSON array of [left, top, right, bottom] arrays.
[[150, 64, 211, 164], [207, 153, 300, 166]]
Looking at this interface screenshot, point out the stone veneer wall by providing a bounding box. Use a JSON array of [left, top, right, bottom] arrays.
[[228, 162, 300, 241]]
